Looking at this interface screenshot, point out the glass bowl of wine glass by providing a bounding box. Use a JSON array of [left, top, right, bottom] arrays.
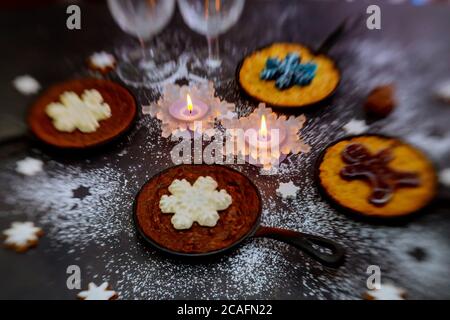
[[107, 0, 177, 87], [177, 0, 246, 83]]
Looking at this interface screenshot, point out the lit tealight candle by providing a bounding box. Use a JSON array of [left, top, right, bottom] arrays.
[[246, 115, 287, 149], [169, 94, 209, 122]]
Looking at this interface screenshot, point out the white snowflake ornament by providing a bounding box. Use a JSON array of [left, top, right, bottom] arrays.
[[77, 282, 117, 300], [13, 75, 40, 95], [148, 82, 235, 138], [439, 168, 450, 187], [45, 89, 111, 133], [160, 176, 233, 230], [364, 283, 407, 300], [342, 118, 369, 135], [276, 181, 300, 199], [3, 222, 43, 252], [16, 157, 43, 176]]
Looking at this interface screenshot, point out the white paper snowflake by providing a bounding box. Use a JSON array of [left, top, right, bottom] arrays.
[[276, 181, 300, 199], [365, 283, 406, 300], [45, 89, 111, 133], [77, 282, 117, 300], [13, 75, 40, 95], [89, 51, 116, 71], [160, 176, 232, 230], [342, 118, 369, 135], [16, 157, 43, 176], [3, 222, 43, 252], [222, 103, 310, 169], [439, 168, 450, 187], [147, 82, 235, 138]]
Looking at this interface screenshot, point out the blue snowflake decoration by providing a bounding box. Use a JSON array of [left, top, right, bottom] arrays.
[[260, 53, 317, 90]]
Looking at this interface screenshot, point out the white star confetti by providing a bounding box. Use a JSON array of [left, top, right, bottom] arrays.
[[16, 157, 44, 176], [276, 181, 300, 199], [3, 222, 43, 252], [13, 75, 40, 95], [160, 176, 232, 230], [364, 283, 407, 300], [342, 118, 369, 135], [88, 51, 116, 71], [439, 168, 450, 187], [77, 282, 117, 300]]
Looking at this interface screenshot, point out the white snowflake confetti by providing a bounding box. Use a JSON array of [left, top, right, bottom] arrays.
[[276, 181, 300, 199], [148, 82, 235, 137], [16, 157, 43, 176], [342, 118, 369, 135], [160, 176, 232, 230], [439, 168, 450, 187], [365, 283, 406, 300], [12, 75, 40, 95], [3, 222, 43, 252], [89, 51, 116, 70], [77, 282, 117, 300]]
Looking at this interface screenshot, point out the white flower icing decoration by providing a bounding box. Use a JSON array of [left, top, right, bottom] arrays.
[[3, 222, 43, 252], [160, 176, 232, 230], [45, 89, 111, 133]]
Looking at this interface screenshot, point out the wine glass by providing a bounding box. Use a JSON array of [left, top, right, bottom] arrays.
[[177, 0, 245, 82], [107, 0, 176, 86]]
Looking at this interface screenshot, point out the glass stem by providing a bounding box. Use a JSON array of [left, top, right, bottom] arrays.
[[206, 36, 221, 69]]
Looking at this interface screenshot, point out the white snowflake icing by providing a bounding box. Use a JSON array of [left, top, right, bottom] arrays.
[[276, 181, 300, 199], [77, 282, 117, 300], [365, 283, 406, 300], [159, 176, 232, 230], [45, 89, 111, 133], [3, 222, 43, 251], [13, 75, 40, 95], [439, 168, 450, 187], [89, 51, 116, 70], [16, 157, 43, 176], [342, 118, 369, 135]]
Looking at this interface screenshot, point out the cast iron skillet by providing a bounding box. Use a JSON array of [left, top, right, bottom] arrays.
[[133, 164, 345, 268], [0, 78, 137, 154], [234, 15, 363, 110], [314, 134, 442, 224]]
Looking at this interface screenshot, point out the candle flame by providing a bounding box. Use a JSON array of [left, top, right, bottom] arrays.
[[259, 115, 267, 138], [186, 94, 193, 114]]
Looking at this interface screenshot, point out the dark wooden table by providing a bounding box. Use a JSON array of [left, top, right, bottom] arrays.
[[0, 0, 449, 299]]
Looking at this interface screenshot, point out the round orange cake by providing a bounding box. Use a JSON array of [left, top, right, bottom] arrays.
[[238, 43, 340, 108], [318, 135, 437, 218], [28, 78, 136, 149]]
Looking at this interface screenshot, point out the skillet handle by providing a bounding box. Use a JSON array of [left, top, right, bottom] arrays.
[[254, 226, 345, 268]]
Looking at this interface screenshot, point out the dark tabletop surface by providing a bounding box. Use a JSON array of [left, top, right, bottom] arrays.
[[0, 0, 449, 300]]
